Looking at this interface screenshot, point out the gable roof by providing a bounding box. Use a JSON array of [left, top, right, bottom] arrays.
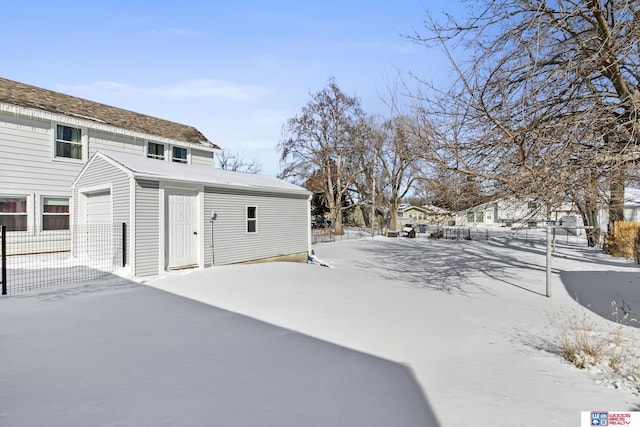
[[399, 205, 430, 214], [75, 150, 310, 196], [0, 77, 219, 149]]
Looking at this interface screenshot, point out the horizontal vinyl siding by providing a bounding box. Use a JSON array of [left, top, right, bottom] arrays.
[[134, 179, 160, 276], [191, 148, 213, 166], [204, 187, 309, 266], [0, 112, 81, 195], [88, 130, 145, 156], [72, 157, 130, 225]]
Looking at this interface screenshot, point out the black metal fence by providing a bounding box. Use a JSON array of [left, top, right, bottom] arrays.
[[311, 224, 587, 246], [1, 223, 127, 296]]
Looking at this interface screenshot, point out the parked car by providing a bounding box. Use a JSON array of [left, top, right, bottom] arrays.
[[311, 216, 332, 229]]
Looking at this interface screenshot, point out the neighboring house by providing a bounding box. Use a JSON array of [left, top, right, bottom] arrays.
[[0, 77, 220, 235], [455, 198, 547, 227], [596, 187, 640, 232], [422, 205, 454, 225], [398, 205, 453, 226], [399, 205, 430, 224], [72, 151, 311, 276], [622, 187, 640, 223]]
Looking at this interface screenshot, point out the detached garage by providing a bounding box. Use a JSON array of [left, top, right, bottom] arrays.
[[71, 151, 311, 276]]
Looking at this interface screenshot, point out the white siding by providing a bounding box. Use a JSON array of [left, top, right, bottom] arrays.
[[134, 180, 160, 276], [72, 157, 131, 264], [191, 148, 213, 166], [88, 130, 145, 156], [0, 112, 82, 196], [72, 157, 130, 225], [204, 187, 309, 266]]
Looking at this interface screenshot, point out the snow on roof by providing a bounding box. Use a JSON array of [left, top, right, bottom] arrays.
[[96, 150, 310, 195]]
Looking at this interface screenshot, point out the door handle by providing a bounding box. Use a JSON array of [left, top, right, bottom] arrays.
[[193, 231, 198, 235]]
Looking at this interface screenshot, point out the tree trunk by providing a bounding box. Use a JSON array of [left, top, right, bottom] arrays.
[[334, 207, 344, 235], [388, 200, 399, 232], [577, 197, 601, 248], [608, 172, 625, 237]]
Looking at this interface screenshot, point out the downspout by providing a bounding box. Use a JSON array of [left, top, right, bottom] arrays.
[[307, 193, 313, 260]]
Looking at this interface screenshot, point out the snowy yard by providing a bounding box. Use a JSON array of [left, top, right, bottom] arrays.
[[1, 234, 640, 426]]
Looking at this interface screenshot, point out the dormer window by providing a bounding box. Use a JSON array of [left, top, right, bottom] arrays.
[[172, 147, 188, 164], [55, 125, 82, 159], [147, 142, 165, 160]]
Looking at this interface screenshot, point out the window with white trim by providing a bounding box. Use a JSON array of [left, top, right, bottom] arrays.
[[172, 147, 188, 164], [147, 142, 165, 160], [247, 206, 257, 233], [0, 196, 27, 231], [55, 125, 82, 159], [42, 197, 70, 231]]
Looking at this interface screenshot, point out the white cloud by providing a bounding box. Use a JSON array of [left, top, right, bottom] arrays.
[[57, 79, 269, 102]]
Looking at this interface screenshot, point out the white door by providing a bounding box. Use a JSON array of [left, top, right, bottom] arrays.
[[86, 190, 112, 260], [166, 189, 198, 268]]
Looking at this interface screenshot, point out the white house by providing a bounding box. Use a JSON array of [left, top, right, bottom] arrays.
[[455, 198, 579, 227], [596, 187, 640, 232], [0, 76, 220, 235], [72, 151, 311, 276]]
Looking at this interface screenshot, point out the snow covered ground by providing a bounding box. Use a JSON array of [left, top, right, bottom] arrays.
[[2, 233, 640, 426], [148, 235, 640, 426]]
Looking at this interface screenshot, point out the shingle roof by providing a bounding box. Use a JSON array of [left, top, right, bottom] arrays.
[[0, 77, 219, 149]]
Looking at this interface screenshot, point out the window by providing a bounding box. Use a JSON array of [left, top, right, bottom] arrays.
[[42, 197, 70, 231], [56, 125, 82, 159], [0, 197, 27, 231], [172, 147, 188, 164], [147, 142, 165, 160], [528, 201, 538, 209], [467, 212, 474, 222], [247, 206, 257, 233], [475, 212, 484, 222]]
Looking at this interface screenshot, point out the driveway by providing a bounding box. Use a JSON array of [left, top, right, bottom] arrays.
[[0, 278, 438, 427]]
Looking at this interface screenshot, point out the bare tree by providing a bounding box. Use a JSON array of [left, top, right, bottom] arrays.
[[419, 166, 492, 212], [216, 149, 262, 174], [410, 0, 640, 246], [367, 115, 425, 231], [278, 78, 367, 235]]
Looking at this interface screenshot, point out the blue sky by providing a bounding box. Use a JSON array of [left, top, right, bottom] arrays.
[[1, 1, 459, 176]]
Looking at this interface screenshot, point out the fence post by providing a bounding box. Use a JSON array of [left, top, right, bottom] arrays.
[[1, 225, 6, 295], [122, 222, 127, 268]]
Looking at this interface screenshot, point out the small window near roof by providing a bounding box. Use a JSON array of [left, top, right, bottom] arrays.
[[56, 125, 82, 159], [148, 142, 165, 160], [172, 147, 188, 164], [247, 206, 257, 233], [0, 196, 27, 231]]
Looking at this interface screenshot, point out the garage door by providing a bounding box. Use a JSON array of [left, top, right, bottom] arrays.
[[87, 190, 111, 224], [86, 190, 112, 260]]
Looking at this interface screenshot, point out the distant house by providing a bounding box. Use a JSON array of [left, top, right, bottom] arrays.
[[596, 187, 640, 232], [399, 205, 430, 224], [72, 151, 311, 276], [455, 199, 578, 227], [0, 76, 219, 236]]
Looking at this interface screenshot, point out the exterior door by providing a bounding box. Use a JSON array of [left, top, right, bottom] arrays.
[[166, 189, 198, 268]]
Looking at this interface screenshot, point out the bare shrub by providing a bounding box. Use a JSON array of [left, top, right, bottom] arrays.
[[549, 307, 640, 394]]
